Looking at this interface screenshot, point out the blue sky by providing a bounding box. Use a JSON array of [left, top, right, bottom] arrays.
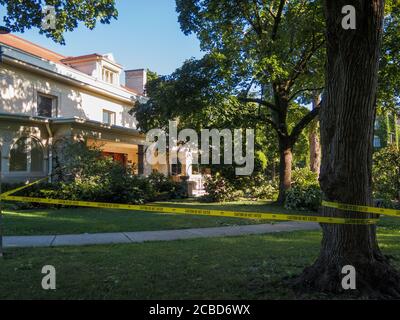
[[9, 0, 204, 75]]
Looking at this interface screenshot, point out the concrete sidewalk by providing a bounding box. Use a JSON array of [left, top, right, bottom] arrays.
[[3, 222, 320, 248]]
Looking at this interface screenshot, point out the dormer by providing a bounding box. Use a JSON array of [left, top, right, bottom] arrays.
[[61, 53, 123, 86]]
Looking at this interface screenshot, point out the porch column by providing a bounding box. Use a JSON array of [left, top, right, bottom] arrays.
[[138, 145, 144, 175]]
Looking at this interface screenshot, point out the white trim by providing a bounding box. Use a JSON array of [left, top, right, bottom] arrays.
[[1, 44, 148, 105]]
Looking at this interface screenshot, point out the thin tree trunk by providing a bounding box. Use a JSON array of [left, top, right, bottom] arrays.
[[295, 0, 400, 297], [277, 138, 293, 204], [309, 93, 321, 175]]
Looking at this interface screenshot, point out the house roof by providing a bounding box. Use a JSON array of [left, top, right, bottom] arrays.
[[0, 34, 66, 63], [121, 85, 141, 95], [0, 33, 145, 97], [61, 53, 124, 71]]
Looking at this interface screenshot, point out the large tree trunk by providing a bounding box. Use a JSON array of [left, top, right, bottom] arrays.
[[277, 137, 293, 204], [309, 94, 321, 175], [295, 0, 400, 297]]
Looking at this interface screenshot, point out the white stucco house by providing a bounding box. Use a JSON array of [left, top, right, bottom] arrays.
[[0, 34, 204, 194]]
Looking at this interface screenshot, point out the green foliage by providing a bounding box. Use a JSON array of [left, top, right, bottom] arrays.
[[378, 1, 400, 110], [373, 146, 400, 201], [203, 171, 278, 202], [54, 143, 155, 204], [245, 177, 278, 201], [134, 56, 235, 133], [284, 185, 322, 212], [203, 173, 244, 202], [284, 167, 321, 211], [2, 181, 56, 210], [0, 0, 118, 44], [5, 142, 189, 208], [291, 167, 319, 188], [176, 0, 325, 101], [147, 172, 187, 199]]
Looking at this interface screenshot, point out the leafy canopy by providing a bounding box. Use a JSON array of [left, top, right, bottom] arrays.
[[0, 0, 118, 44], [176, 0, 325, 101]]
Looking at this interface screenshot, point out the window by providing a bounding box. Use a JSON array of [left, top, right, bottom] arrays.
[[10, 137, 44, 172], [10, 138, 28, 171], [38, 93, 57, 118], [102, 68, 116, 84], [373, 136, 381, 148], [103, 110, 116, 125], [31, 139, 44, 172]]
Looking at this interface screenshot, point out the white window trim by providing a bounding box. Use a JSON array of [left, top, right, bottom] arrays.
[[102, 68, 117, 85], [103, 109, 116, 126], [36, 91, 60, 118]]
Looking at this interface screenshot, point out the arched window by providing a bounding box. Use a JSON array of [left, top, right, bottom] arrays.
[[10, 138, 28, 172], [10, 137, 44, 172], [31, 139, 44, 172]]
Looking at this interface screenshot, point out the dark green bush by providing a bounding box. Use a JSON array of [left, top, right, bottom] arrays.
[[285, 185, 323, 211], [291, 167, 319, 188], [373, 146, 400, 201], [1, 181, 58, 209], [242, 175, 278, 200], [203, 173, 244, 202], [147, 172, 187, 199], [2, 141, 191, 208], [284, 167, 322, 211]]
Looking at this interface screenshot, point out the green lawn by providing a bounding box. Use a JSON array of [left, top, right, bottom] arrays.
[[1, 200, 310, 236], [2, 200, 399, 299], [1, 224, 400, 299]]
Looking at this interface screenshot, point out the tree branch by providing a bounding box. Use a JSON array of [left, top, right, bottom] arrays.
[[238, 97, 281, 113], [286, 39, 325, 90], [247, 112, 286, 137], [271, 0, 286, 41], [289, 87, 325, 102], [289, 103, 322, 143]]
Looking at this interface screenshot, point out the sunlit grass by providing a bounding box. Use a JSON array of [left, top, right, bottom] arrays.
[[3, 200, 298, 236], [1, 226, 399, 300]]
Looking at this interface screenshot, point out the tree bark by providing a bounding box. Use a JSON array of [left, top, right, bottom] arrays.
[[309, 93, 321, 175], [277, 137, 293, 204], [295, 0, 400, 298]]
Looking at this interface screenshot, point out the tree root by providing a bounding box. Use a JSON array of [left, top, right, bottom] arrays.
[[291, 255, 400, 299]]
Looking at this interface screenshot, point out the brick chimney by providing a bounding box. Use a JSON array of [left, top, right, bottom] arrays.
[[125, 69, 147, 95]]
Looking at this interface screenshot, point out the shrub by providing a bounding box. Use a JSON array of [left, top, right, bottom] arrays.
[[285, 185, 323, 211], [251, 182, 278, 200], [1, 181, 59, 209], [283, 167, 322, 211], [291, 167, 319, 188], [373, 146, 400, 201], [2, 141, 192, 208], [147, 172, 188, 200], [241, 175, 278, 200], [203, 173, 243, 202]]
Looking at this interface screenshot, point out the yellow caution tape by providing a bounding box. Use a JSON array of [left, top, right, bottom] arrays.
[[322, 201, 400, 218], [0, 195, 379, 225], [0, 177, 48, 197], [0, 178, 380, 225]]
